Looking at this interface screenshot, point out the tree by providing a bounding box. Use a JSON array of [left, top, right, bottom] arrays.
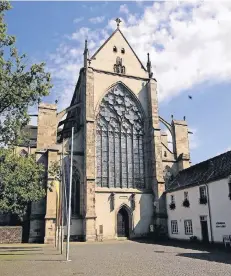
[[0, 1, 52, 145], [0, 148, 45, 221]]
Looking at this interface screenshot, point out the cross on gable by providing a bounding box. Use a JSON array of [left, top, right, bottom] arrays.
[[115, 18, 122, 28]]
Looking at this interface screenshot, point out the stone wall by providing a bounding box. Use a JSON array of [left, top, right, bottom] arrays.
[[0, 226, 22, 244]]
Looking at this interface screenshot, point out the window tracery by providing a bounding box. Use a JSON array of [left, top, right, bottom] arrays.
[[96, 83, 145, 189]]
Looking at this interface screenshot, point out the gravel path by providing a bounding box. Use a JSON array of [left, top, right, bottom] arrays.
[[1, 240, 231, 276]]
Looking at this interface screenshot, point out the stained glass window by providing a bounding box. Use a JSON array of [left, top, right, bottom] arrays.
[[96, 83, 145, 189]]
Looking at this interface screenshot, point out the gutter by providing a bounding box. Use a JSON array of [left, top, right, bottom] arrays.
[[205, 183, 214, 243]]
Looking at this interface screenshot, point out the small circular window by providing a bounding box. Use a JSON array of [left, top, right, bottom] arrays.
[[121, 48, 125, 54]]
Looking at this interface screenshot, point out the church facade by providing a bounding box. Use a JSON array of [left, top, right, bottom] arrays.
[[15, 21, 191, 243]]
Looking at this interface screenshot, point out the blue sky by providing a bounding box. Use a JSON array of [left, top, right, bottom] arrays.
[[5, 1, 231, 164]]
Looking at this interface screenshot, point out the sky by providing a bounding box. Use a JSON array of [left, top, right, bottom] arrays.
[[5, 1, 231, 165]]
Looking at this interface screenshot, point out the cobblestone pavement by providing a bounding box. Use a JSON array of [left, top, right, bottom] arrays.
[[1, 240, 231, 276]]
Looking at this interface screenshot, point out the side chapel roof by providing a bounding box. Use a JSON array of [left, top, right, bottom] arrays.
[[166, 150, 231, 192]]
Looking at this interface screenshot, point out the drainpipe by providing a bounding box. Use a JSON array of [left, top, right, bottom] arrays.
[[205, 183, 214, 243]]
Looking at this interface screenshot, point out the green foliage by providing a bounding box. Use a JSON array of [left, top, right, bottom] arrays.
[[49, 161, 61, 182], [0, 1, 52, 145], [48, 161, 61, 191], [0, 148, 45, 220]]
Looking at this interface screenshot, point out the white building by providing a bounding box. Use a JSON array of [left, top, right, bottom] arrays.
[[165, 150, 231, 244]]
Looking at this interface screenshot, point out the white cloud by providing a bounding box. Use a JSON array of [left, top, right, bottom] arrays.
[[73, 17, 84, 24], [47, 1, 231, 110], [89, 16, 105, 24], [119, 4, 129, 14], [47, 27, 109, 110], [117, 1, 231, 101]]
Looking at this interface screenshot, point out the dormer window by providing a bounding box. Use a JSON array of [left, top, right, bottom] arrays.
[[113, 46, 117, 53], [121, 48, 125, 54]]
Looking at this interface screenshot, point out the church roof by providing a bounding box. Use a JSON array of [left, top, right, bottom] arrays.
[[166, 150, 231, 192], [91, 27, 147, 72]]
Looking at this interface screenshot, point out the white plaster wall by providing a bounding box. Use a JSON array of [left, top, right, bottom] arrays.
[[95, 191, 153, 239], [209, 177, 231, 243], [166, 186, 210, 241]]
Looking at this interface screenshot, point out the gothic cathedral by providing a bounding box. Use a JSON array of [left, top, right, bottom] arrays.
[[17, 21, 191, 243]]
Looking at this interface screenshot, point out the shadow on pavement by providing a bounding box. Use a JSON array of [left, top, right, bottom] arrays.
[[0, 247, 42, 250], [176, 252, 231, 265], [132, 238, 231, 265], [133, 238, 231, 252], [1, 259, 64, 262], [0, 249, 43, 253], [0, 252, 45, 256]]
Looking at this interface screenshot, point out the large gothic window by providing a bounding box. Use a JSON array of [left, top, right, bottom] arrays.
[[96, 83, 145, 189]]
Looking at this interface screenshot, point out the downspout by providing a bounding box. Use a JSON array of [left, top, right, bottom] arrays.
[[205, 183, 214, 243]]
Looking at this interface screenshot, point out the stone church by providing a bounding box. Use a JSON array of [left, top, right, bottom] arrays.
[[15, 20, 191, 243]]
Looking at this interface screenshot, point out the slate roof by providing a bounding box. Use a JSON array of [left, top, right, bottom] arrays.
[[166, 150, 231, 193]]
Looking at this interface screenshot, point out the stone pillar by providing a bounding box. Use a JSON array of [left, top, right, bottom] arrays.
[[146, 80, 164, 198], [83, 68, 96, 241], [44, 148, 59, 244], [37, 103, 57, 149], [172, 120, 190, 171], [29, 150, 47, 243], [145, 79, 166, 232]]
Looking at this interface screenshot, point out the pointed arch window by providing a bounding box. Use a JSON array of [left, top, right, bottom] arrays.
[[71, 168, 81, 216], [96, 83, 145, 189]]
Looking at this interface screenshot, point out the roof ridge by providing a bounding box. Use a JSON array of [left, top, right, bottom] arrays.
[[179, 150, 231, 173]]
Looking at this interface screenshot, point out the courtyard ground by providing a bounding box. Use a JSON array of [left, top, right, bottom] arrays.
[[0, 240, 231, 276]]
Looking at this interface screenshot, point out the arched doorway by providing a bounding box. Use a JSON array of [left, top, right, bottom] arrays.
[[117, 207, 129, 237]]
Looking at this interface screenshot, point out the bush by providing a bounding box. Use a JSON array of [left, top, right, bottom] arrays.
[[169, 202, 176, 210], [182, 198, 190, 208], [190, 236, 198, 242]]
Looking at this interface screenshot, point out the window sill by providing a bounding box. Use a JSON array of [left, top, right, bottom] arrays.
[[95, 187, 152, 194], [71, 215, 83, 219]]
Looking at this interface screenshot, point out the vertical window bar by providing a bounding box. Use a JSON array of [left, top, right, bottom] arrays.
[[113, 130, 116, 188], [101, 130, 103, 187], [142, 135, 145, 188], [119, 126, 122, 188], [138, 135, 141, 188], [131, 127, 134, 188], [107, 129, 109, 187], [126, 130, 128, 188]]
